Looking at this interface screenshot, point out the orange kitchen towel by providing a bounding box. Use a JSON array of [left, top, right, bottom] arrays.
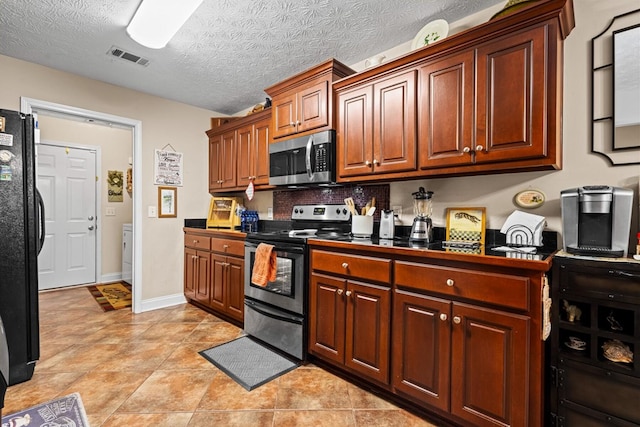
[[251, 243, 277, 287]]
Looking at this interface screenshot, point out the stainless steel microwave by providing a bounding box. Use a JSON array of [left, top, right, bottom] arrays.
[[269, 130, 335, 186]]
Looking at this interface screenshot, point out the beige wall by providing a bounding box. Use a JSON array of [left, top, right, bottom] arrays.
[[0, 55, 218, 305], [38, 116, 133, 279]]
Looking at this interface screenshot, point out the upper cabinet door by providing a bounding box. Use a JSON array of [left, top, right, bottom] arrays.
[[475, 25, 548, 163], [419, 50, 474, 169], [297, 80, 329, 133], [235, 124, 253, 188], [372, 70, 417, 174], [253, 117, 271, 186], [337, 85, 374, 178], [272, 92, 297, 138], [208, 136, 222, 191], [219, 130, 237, 188]]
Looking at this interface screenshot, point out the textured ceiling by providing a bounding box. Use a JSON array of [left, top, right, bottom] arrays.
[[0, 0, 503, 115]]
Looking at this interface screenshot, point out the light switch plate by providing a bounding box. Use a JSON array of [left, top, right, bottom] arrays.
[[267, 207, 273, 219], [105, 207, 116, 216], [148, 206, 157, 217]]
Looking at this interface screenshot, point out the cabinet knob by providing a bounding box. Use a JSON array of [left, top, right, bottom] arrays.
[[193, 240, 198, 244], [342, 262, 349, 269], [373, 159, 379, 165], [453, 316, 461, 324], [446, 278, 454, 287], [345, 290, 352, 297], [296, 120, 301, 126], [192, 255, 197, 260], [337, 289, 344, 295], [365, 160, 371, 167], [475, 145, 484, 152], [223, 244, 229, 250], [290, 122, 296, 127], [463, 147, 471, 153], [440, 313, 448, 321]]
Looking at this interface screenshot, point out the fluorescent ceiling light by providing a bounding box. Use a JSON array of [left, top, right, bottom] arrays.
[[126, 0, 204, 49]]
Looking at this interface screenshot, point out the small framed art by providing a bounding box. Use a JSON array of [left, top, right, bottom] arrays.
[[445, 207, 486, 245], [158, 186, 177, 218]]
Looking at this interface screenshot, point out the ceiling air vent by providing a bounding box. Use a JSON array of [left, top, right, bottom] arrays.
[[107, 46, 149, 67]]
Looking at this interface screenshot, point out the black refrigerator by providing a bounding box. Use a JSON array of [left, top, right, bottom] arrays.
[[0, 109, 44, 385]]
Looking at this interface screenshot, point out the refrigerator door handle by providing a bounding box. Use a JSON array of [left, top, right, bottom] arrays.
[[36, 188, 45, 255]]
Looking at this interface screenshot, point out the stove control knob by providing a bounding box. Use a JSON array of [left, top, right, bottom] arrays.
[[343, 208, 348, 215], [299, 208, 304, 214], [294, 208, 299, 214]]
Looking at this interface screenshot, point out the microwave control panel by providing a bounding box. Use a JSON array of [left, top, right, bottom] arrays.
[[315, 143, 328, 172]]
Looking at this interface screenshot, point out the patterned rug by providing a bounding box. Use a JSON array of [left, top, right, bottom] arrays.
[[1, 392, 89, 426], [200, 336, 299, 391], [87, 282, 132, 311]]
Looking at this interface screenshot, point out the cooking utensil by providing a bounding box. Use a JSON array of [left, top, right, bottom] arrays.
[[344, 198, 358, 215], [366, 207, 376, 216]]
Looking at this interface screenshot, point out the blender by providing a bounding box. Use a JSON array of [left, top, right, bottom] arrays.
[[409, 187, 434, 243]]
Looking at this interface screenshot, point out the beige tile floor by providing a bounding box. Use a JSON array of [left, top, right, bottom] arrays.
[[3, 286, 438, 426]]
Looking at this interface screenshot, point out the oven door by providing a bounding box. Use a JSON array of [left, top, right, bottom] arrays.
[[244, 240, 305, 315]]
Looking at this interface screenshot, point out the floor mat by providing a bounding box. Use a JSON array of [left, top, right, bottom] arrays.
[[87, 282, 132, 311], [1, 392, 89, 426], [199, 336, 299, 391]]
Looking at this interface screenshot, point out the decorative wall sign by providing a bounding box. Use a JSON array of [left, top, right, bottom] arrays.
[[107, 170, 123, 202], [514, 189, 545, 209], [154, 148, 183, 186]]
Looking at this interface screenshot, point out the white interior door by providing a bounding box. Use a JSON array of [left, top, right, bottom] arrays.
[[37, 144, 97, 290]]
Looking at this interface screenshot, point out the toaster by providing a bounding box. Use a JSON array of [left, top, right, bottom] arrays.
[[379, 210, 395, 239]]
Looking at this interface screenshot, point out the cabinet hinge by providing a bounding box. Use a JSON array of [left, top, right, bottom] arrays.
[[550, 366, 564, 388], [550, 412, 565, 427]]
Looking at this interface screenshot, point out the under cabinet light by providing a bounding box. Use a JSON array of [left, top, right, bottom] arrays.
[[126, 0, 204, 49]]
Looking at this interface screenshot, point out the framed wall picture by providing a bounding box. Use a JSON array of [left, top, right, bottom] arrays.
[[158, 186, 177, 218], [445, 207, 486, 245]]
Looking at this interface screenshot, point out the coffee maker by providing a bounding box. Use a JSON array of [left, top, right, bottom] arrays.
[[409, 187, 434, 242], [561, 186, 634, 257]]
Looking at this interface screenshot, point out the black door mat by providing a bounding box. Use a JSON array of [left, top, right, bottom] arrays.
[[199, 336, 299, 391]]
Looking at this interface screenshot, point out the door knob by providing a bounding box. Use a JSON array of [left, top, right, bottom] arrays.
[[88, 225, 95, 231], [88, 215, 94, 221]]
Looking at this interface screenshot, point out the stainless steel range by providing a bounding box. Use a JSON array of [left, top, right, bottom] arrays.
[[244, 204, 351, 360]]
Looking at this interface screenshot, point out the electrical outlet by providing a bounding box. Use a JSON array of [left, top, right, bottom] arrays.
[[392, 205, 402, 217], [148, 206, 157, 217]]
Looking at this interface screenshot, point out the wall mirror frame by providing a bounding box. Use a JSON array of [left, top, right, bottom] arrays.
[[591, 8, 640, 166]]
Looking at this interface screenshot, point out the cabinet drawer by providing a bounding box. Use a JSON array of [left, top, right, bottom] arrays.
[[395, 261, 530, 311], [311, 250, 391, 283], [212, 238, 244, 257], [184, 234, 210, 250], [557, 262, 640, 304]]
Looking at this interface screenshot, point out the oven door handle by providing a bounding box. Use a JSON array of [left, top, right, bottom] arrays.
[[245, 299, 302, 324], [245, 241, 305, 254]]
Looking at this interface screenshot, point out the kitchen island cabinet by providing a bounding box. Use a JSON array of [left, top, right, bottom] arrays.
[[334, 0, 574, 183], [183, 228, 245, 326], [307, 238, 552, 427], [265, 58, 354, 140]]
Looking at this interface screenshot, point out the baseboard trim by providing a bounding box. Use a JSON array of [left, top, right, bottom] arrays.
[[100, 272, 121, 283], [139, 293, 187, 312]]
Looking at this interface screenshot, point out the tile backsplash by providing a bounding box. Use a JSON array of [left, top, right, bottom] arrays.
[[273, 184, 390, 220]]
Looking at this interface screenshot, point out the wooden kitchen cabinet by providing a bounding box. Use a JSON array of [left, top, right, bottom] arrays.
[[183, 229, 245, 325], [309, 249, 392, 385], [210, 236, 245, 323], [184, 232, 211, 305], [207, 109, 271, 193], [334, 0, 573, 182], [265, 58, 354, 140], [337, 69, 417, 179], [394, 260, 533, 427]]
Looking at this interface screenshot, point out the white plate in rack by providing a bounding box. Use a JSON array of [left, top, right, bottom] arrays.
[[411, 19, 449, 50]]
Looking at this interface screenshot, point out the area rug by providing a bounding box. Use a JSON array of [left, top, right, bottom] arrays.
[[87, 282, 132, 311], [199, 336, 299, 391], [1, 392, 89, 426]]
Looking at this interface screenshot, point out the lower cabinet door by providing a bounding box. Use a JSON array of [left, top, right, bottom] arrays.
[[226, 256, 244, 322], [392, 289, 451, 412], [345, 280, 391, 385], [309, 273, 346, 364], [210, 254, 226, 312], [450, 302, 529, 427]]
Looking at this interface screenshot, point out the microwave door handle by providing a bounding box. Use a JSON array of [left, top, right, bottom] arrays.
[[305, 135, 313, 178]]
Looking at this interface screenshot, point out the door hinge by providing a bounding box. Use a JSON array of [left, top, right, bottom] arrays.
[[550, 365, 564, 388], [550, 412, 564, 427]]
